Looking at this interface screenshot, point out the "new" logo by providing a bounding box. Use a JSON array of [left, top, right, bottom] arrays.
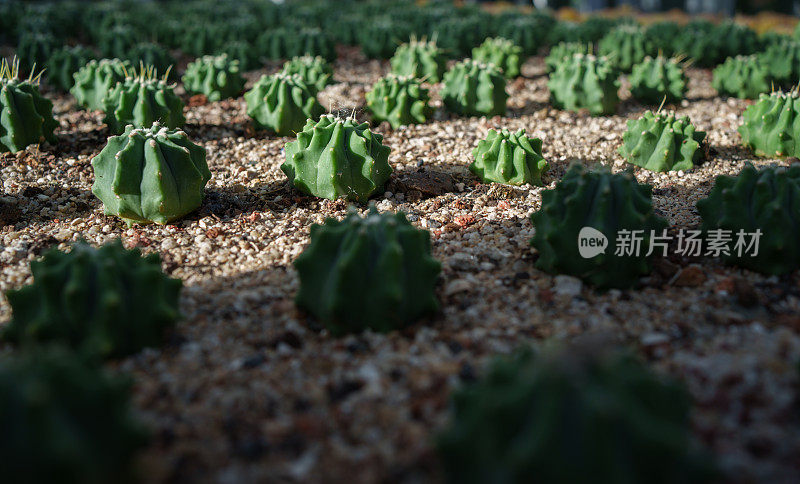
[[577, 227, 608, 258]]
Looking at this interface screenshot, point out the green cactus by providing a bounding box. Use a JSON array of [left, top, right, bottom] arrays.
[[671, 20, 725, 68], [259, 27, 335, 62], [697, 163, 800, 275], [644, 21, 681, 57], [471, 37, 524, 79], [91, 122, 210, 225], [0, 347, 148, 484], [182, 54, 245, 102], [598, 25, 655, 73], [46, 46, 96, 92], [712, 55, 771, 100], [530, 164, 668, 289], [244, 73, 325, 136], [70, 58, 131, 111], [218, 40, 258, 71], [125, 42, 176, 79], [16, 32, 59, 71], [281, 115, 392, 202], [758, 39, 800, 88], [390, 38, 447, 83], [470, 128, 548, 186], [366, 75, 432, 129], [544, 42, 590, 73], [98, 25, 138, 59], [739, 91, 800, 158], [3, 239, 182, 357], [294, 207, 440, 335], [436, 345, 718, 484], [441, 59, 507, 117], [497, 15, 551, 56], [359, 20, 410, 59], [281, 55, 333, 94], [716, 21, 761, 60], [548, 53, 620, 116], [0, 58, 58, 154], [629, 55, 687, 105], [431, 16, 487, 58], [102, 66, 185, 134], [619, 111, 706, 172], [180, 23, 225, 57]]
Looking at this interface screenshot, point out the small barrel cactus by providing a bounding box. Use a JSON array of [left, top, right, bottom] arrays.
[[294, 207, 440, 335], [219, 40, 258, 71], [103, 66, 185, 134], [629, 55, 687, 105], [437, 345, 717, 484], [758, 39, 800, 89], [470, 128, 548, 186], [390, 38, 447, 83], [530, 164, 667, 289], [3, 239, 182, 358], [697, 163, 800, 275], [441, 59, 508, 118], [125, 42, 176, 79], [548, 53, 620, 116], [70, 58, 131, 111], [712, 55, 771, 100], [0, 347, 148, 483], [182, 54, 245, 102], [739, 91, 800, 158], [0, 58, 58, 153], [619, 111, 706, 172], [91, 122, 210, 225], [544, 42, 590, 73], [598, 25, 655, 73], [281, 114, 392, 202], [366, 75, 432, 129], [471, 37, 524, 79], [46, 45, 95, 92], [281, 55, 333, 94], [244, 73, 324, 136]]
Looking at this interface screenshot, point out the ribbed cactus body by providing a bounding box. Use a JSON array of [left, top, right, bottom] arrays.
[[548, 54, 619, 116], [390, 39, 446, 82], [98, 25, 137, 59], [220, 40, 258, 71], [758, 40, 800, 88], [3, 240, 182, 358], [497, 16, 549, 56], [530, 164, 667, 289], [294, 207, 440, 335], [712, 56, 771, 100], [103, 72, 185, 134], [697, 163, 800, 275], [282, 115, 392, 202], [0, 72, 58, 153], [366, 75, 432, 129], [244, 73, 324, 136], [126, 42, 176, 79], [619, 111, 706, 172], [472, 37, 523, 78], [629, 56, 686, 104], [183, 54, 245, 102], [598, 25, 655, 73], [360, 21, 409, 59], [544, 42, 590, 73], [281, 55, 333, 93], [70, 58, 131, 111], [644, 21, 680, 57], [441, 59, 507, 117], [739, 91, 800, 158], [16, 32, 58, 71], [470, 128, 548, 186], [47, 46, 95, 92]]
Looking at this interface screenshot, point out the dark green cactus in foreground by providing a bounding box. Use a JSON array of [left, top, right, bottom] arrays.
[[441, 59, 508, 117], [470, 128, 548, 186], [3, 239, 182, 358], [619, 111, 706, 172], [739, 91, 800, 158], [244, 73, 324, 136], [0, 347, 148, 484], [697, 163, 800, 275], [530, 164, 667, 289], [282, 115, 392, 202], [437, 345, 718, 484], [294, 207, 440, 335], [0, 58, 58, 153], [472, 37, 524, 79], [281, 55, 333, 93], [366, 75, 432, 129], [544, 42, 590, 73], [548, 54, 620, 116], [390, 38, 447, 83], [47, 45, 95, 92], [182, 54, 245, 102], [758, 39, 800, 88], [629, 55, 687, 105], [103, 66, 185, 134], [70, 58, 131, 111], [712, 56, 771, 100], [598, 25, 655, 73], [91, 122, 211, 225]]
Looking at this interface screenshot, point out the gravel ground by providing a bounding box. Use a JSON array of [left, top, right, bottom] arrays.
[[1, 51, 800, 484]]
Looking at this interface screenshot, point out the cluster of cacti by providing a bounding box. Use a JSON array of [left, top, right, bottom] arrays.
[[0, 58, 58, 153], [497, 14, 550, 56], [281, 55, 333, 93], [244, 73, 324, 136], [16, 32, 59, 71], [220, 40, 259, 71], [758, 39, 800, 88], [437, 345, 717, 484], [470, 128, 548, 186], [0, 347, 148, 483], [739, 91, 800, 158], [629, 55, 687, 104], [359, 20, 410, 59], [644, 21, 681, 57], [671, 20, 725, 68], [441, 59, 508, 117], [619, 111, 706, 172], [548, 54, 620, 116], [3, 239, 182, 357], [366, 75, 432, 129], [71, 58, 131, 111], [183, 54, 245, 102], [431, 16, 487, 58], [282, 115, 391, 202], [125, 42, 176, 78], [260, 27, 335, 62], [530, 164, 667, 289], [103, 65, 185, 134], [598, 25, 655, 72], [697, 163, 800, 275], [294, 207, 440, 335], [712, 55, 771, 99], [46, 45, 95, 92], [98, 25, 137, 59], [390, 38, 447, 83], [471, 37, 524, 78], [544, 42, 590, 73]]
